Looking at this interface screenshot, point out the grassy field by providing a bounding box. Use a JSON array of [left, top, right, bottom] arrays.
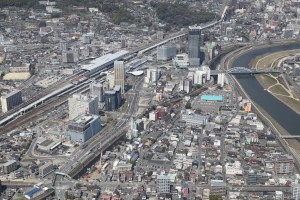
[[256, 74, 277, 86], [253, 49, 300, 69], [276, 96, 300, 114], [269, 85, 290, 96]]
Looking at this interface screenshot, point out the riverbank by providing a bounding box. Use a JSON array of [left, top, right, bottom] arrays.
[[224, 42, 300, 164], [249, 49, 300, 115]]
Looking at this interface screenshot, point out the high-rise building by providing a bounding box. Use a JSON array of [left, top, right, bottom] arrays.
[[90, 81, 104, 102], [114, 61, 125, 93], [59, 40, 67, 51], [194, 70, 206, 85], [188, 26, 202, 67], [121, 38, 127, 48], [157, 44, 177, 61], [217, 73, 225, 87], [68, 114, 101, 143], [104, 86, 122, 111], [1, 90, 22, 113], [184, 79, 192, 93], [145, 67, 161, 84], [68, 94, 98, 120], [157, 175, 171, 194]]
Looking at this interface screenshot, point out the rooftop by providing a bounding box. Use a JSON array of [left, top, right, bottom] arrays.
[[201, 95, 223, 101], [82, 50, 129, 71]]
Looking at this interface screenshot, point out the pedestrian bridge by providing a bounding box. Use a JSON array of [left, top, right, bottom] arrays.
[[211, 67, 281, 75]]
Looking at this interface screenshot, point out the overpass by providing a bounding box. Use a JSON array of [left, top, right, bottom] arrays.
[[211, 67, 281, 75]]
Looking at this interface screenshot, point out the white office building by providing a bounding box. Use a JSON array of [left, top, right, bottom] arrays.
[[173, 53, 189, 68], [1, 90, 22, 113], [181, 110, 208, 126], [68, 94, 98, 120]]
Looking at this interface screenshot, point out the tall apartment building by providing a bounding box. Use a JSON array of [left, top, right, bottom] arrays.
[[217, 73, 225, 87], [1, 90, 22, 113], [90, 81, 104, 102], [145, 67, 161, 84], [68, 114, 101, 143], [188, 26, 202, 66], [114, 61, 125, 93], [68, 94, 98, 120], [157, 175, 171, 194], [292, 182, 300, 200], [275, 154, 294, 174]]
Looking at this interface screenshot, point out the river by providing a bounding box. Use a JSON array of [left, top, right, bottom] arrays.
[[230, 43, 300, 135]]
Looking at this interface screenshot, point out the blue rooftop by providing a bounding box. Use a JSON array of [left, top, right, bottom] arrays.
[[201, 95, 223, 102], [25, 188, 42, 198]]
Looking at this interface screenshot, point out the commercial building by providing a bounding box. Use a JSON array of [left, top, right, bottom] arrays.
[[104, 86, 122, 111], [275, 155, 294, 174], [9, 63, 31, 73], [114, 61, 125, 93], [24, 188, 44, 200], [68, 114, 101, 143], [188, 26, 202, 66], [181, 110, 208, 126], [210, 181, 226, 196], [1, 160, 17, 174], [39, 162, 54, 177], [173, 53, 189, 68], [82, 50, 129, 75], [157, 44, 176, 61], [62, 50, 78, 63], [1, 90, 22, 113], [145, 67, 161, 84], [201, 95, 223, 102], [90, 81, 104, 102], [157, 175, 171, 194], [68, 94, 98, 120]]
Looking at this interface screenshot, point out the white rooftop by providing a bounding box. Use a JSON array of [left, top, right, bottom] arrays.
[[82, 50, 129, 71]]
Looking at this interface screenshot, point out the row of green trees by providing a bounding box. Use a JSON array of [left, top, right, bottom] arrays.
[[0, 0, 38, 8]]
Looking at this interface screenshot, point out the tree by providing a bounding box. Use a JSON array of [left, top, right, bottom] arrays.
[[185, 101, 191, 109], [209, 195, 222, 200]]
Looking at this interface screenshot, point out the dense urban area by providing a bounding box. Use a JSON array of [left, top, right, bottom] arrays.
[[0, 0, 300, 200]]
